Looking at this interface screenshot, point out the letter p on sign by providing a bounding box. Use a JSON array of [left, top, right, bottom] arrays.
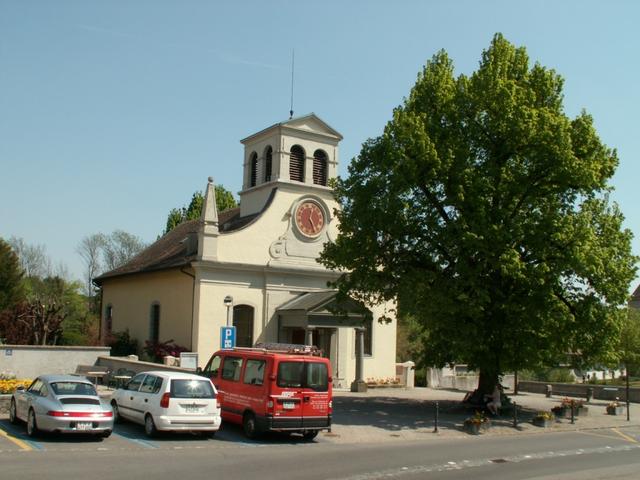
[[220, 326, 236, 349]]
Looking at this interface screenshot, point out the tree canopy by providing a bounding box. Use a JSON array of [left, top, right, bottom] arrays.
[[320, 34, 637, 395], [163, 185, 237, 235]]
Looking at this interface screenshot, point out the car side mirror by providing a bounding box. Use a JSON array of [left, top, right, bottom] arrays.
[[196, 367, 203, 374], [16, 385, 25, 391]]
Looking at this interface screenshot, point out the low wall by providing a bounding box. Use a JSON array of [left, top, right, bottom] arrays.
[[518, 380, 640, 403], [0, 345, 111, 379], [426, 368, 514, 391]]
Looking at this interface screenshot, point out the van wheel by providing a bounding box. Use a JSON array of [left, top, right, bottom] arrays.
[[243, 412, 258, 439], [111, 401, 121, 423], [144, 414, 158, 438], [302, 430, 319, 441]]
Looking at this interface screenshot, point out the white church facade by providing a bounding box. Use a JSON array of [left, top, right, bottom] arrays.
[[95, 114, 397, 389]]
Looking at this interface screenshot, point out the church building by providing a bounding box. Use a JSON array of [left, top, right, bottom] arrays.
[[95, 114, 397, 389]]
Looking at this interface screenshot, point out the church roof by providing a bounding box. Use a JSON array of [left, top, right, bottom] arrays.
[[94, 207, 243, 284], [631, 284, 640, 309]]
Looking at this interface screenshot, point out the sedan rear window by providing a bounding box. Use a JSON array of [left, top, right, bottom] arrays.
[[50, 382, 97, 396], [170, 379, 216, 399], [277, 362, 328, 392]]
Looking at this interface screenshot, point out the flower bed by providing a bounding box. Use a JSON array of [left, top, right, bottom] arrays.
[[532, 411, 554, 427], [0, 379, 32, 394], [606, 399, 625, 415]]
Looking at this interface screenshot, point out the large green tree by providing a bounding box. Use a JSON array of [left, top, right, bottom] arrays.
[[163, 185, 237, 235], [320, 34, 637, 398]]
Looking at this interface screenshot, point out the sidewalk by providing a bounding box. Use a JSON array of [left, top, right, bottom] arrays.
[[324, 387, 640, 444]]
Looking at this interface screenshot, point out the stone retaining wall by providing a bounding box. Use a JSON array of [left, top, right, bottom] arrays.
[[0, 345, 111, 378], [518, 380, 640, 403]]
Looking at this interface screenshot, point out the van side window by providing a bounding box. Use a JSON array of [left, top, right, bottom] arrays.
[[127, 374, 145, 391], [140, 375, 157, 394], [203, 355, 221, 378], [243, 359, 266, 386], [221, 356, 243, 381]]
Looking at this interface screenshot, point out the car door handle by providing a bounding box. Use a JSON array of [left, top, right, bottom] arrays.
[[303, 396, 311, 403], [144, 399, 148, 403], [130, 397, 133, 400]]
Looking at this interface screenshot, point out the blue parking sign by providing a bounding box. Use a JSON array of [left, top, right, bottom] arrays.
[[220, 326, 236, 349]]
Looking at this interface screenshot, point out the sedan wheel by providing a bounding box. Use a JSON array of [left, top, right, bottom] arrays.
[[144, 414, 157, 437], [9, 400, 18, 425], [27, 409, 39, 437]]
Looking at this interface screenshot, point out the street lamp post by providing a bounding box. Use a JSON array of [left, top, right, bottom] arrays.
[[224, 295, 233, 327]]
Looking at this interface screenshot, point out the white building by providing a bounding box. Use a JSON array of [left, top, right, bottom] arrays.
[[96, 114, 397, 389]]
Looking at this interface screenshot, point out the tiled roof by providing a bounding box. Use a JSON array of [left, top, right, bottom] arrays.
[[630, 284, 640, 309], [94, 207, 245, 283]]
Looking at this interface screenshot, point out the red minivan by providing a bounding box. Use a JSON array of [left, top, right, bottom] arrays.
[[200, 343, 332, 440]]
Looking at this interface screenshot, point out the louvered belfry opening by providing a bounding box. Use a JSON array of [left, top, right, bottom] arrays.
[[289, 145, 305, 182], [313, 149, 328, 186], [264, 146, 273, 182], [249, 152, 258, 187]]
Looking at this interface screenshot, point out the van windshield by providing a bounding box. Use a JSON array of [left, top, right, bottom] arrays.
[[277, 362, 328, 392]]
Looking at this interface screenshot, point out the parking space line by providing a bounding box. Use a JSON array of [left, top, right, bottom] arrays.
[[112, 432, 158, 449], [0, 426, 33, 451]]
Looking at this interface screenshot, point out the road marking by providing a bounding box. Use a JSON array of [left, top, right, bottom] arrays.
[[0, 427, 33, 451], [332, 443, 640, 480], [577, 429, 622, 441], [112, 432, 158, 449], [611, 428, 638, 443]]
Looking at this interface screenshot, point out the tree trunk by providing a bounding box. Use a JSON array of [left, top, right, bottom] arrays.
[[465, 370, 500, 405]]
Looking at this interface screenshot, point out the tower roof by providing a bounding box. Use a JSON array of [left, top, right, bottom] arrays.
[[240, 113, 343, 144]]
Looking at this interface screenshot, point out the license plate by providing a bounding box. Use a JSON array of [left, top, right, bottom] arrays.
[[184, 406, 201, 413], [76, 422, 92, 430], [283, 402, 295, 410]]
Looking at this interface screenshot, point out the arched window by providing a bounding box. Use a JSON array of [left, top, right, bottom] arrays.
[[289, 145, 305, 182], [149, 303, 160, 343], [313, 149, 328, 186], [233, 305, 254, 348], [249, 152, 258, 187], [264, 146, 273, 182]]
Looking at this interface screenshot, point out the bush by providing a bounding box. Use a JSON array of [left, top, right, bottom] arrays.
[[106, 329, 138, 356], [143, 339, 188, 363]]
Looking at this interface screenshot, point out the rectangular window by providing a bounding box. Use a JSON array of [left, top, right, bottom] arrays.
[[140, 375, 158, 394], [221, 356, 243, 381], [150, 304, 160, 343], [170, 379, 215, 399], [243, 359, 266, 386], [277, 361, 328, 392]]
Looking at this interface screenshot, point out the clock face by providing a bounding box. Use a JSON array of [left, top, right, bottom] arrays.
[[295, 201, 325, 238]]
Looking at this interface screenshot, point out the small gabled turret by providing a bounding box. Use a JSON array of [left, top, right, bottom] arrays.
[[197, 177, 219, 260]]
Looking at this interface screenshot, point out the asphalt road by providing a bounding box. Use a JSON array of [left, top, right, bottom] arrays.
[[1, 418, 640, 480]]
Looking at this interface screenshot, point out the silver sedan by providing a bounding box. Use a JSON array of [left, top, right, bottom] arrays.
[[10, 374, 114, 438]]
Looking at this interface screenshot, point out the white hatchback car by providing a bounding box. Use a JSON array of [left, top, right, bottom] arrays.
[[110, 371, 221, 437]]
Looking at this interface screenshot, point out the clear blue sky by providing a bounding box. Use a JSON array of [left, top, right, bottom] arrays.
[[1, 1, 639, 290]]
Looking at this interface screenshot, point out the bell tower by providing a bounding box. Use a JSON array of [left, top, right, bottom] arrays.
[[238, 113, 343, 216]]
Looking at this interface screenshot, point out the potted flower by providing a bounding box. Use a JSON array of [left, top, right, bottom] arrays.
[[560, 397, 588, 417], [463, 411, 491, 435], [606, 399, 625, 416], [532, 411, 554, 428]]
